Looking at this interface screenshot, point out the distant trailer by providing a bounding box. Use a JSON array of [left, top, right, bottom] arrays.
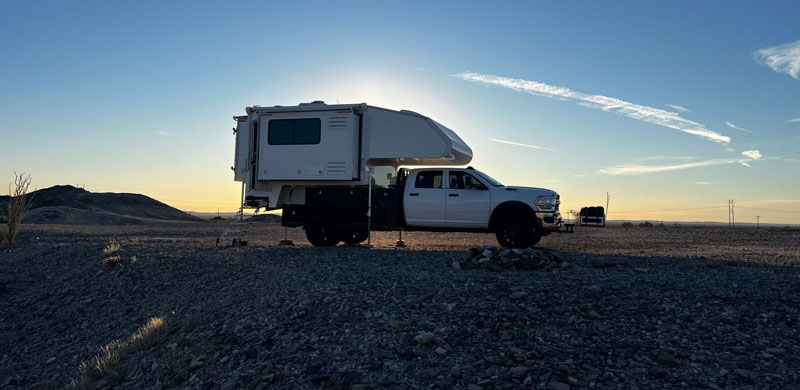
[[578, 206, 605, 227]]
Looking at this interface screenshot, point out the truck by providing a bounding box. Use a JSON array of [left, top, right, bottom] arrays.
[[578, 206, 605, 226], [231, 101, 562, 248]]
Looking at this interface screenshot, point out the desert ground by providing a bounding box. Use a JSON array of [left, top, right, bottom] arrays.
[[1, 223, 799, 389]]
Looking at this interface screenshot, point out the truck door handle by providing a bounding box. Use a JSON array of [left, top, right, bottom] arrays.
[[448, 193, 459, 197], [409, 193, 420, 196]]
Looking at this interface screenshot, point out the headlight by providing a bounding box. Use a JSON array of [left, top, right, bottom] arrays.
[[535, 197, 557, 210]]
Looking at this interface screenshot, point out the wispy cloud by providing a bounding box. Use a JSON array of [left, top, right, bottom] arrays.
[[639, 155, 697, 161], [666, 104, 690, 112], [455, 72, 731, 144], [488, 138, 559, 152], [599, 150, 763, 176], [753, 40, 800, 80], [725, 121, 752, 132], [787, 118, 800, 123], [154, 130, 171, 136], [695, 181, 713, 185], [741, 149, 762, 160], [598, 159, 739, 176]]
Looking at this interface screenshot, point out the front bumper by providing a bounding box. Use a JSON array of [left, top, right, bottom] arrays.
[[536, 211, 562, 231]]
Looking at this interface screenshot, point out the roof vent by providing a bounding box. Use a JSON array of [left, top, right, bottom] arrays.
[[299, 100, 326, 106]]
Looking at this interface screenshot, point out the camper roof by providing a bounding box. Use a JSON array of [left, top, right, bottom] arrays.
[[247, 101, 472, 166]]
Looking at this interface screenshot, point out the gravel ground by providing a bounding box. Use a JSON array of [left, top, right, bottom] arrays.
[[1, 223, 799, 389]]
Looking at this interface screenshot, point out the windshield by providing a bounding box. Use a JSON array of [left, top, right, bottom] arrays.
[[473, 170, 504, 187]]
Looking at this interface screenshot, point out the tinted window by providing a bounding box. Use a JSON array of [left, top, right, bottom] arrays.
[[268, 118, 321, 145], [449, 171, 487, 190], [414, 170, 443, 189]]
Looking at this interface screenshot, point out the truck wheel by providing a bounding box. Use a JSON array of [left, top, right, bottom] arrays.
[[305, 213, 341, 246], [341, 228, 368, 245], [495, 215, 540, 248]]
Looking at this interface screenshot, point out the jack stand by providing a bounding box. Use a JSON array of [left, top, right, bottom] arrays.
[[278, 227, 294, 246], [395, 230, 407, 247]]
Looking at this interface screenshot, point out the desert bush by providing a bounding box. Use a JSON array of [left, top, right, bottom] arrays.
[[639, 221, 653, 227], [102, 255, 122, 267], [102, 242, 120, 255], [102, 241, 123, 266], [5, 173, 34, 245], [621, 222, 633, 227], [129, 317, 165, 350], [72, 317, 166, 389]]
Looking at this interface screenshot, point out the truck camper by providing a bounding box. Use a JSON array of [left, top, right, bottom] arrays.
[[232, 101, 561, 247]]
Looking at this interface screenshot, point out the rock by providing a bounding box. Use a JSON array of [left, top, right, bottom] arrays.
[[509, 291, 528, 300], [478, 257, 491, 264], [591, 258, 627, 268], [654, 350, 678, 366], [548, 381, 570, 390], [481, 249, 494, 258], [414, 332, 435, 344], [95, 378, 111, 389], [435, 347, 447, 355], [765, 347, 786, 355], [467, 385, 483, 390], [509, 366, 528, 378], [46, 357, 56, 364], [734, 368, 753, 379], [451, 261, 462, 270]]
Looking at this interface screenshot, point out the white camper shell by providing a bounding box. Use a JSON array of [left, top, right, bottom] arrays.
[[233, 101, 472, 209]]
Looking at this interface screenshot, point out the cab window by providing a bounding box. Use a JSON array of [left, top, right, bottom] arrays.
[[449, 171, 488, 190], [414, 170, 443, 189]]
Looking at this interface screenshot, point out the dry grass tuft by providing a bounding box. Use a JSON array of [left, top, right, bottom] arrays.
[[102, 242, 120, 255], [101, 241, 123, 266], [129, 317, 165, 350], [5, 172, 34, 245], [102, 255, 122, 267], [71, 317, 166, 389]]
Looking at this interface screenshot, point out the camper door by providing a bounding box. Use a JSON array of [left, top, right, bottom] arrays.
[[258, 111, 359, 181]]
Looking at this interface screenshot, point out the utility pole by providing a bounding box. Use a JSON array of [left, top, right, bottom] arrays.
[[731, 199, 735, 228], [756, 215, 760, 228], [728, 199, 731, 227]]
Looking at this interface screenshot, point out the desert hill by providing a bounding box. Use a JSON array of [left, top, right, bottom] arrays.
[[0, 185, 203, 225]]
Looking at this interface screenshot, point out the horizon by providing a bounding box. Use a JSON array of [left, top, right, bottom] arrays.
[[2, 2, 799, 224]]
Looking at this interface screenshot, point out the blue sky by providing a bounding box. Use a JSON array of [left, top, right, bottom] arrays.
[[2, 1, 799, 223]]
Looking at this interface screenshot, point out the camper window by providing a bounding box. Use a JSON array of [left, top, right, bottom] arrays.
[[268, 118, 321, 145], [415, 170, 443, 189]]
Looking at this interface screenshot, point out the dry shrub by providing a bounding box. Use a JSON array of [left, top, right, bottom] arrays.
[[102, 255, 122, 267], [129, 317, 165, 350], [102, 241, 122, 266], [71, 317, 166, 389], [5, 172, 34, 245], [102, 242, 120, 255]]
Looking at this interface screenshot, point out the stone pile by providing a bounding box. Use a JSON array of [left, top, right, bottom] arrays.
[[452, 246, 568, 271]]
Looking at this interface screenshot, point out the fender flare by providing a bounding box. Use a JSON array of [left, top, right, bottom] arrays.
[[489, 201, 542, 232]]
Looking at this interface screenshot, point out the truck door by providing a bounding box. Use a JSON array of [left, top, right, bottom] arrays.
[[404, 170, 447, 227], [444, 170, 491, 228]]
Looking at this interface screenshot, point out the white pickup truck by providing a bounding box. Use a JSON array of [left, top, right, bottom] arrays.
[[231, 101, 562, 248], [398, 166, 560, 247]]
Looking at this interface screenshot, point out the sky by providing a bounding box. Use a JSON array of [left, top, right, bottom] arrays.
[[2, 1, 799, 223]]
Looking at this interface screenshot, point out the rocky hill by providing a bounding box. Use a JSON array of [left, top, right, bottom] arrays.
[[0, 185, 203, 225]]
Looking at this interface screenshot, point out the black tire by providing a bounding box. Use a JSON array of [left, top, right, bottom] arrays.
[[341, 228, 368, 245], [305, 212, 341, 247], [495, 215, 541, 248]]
